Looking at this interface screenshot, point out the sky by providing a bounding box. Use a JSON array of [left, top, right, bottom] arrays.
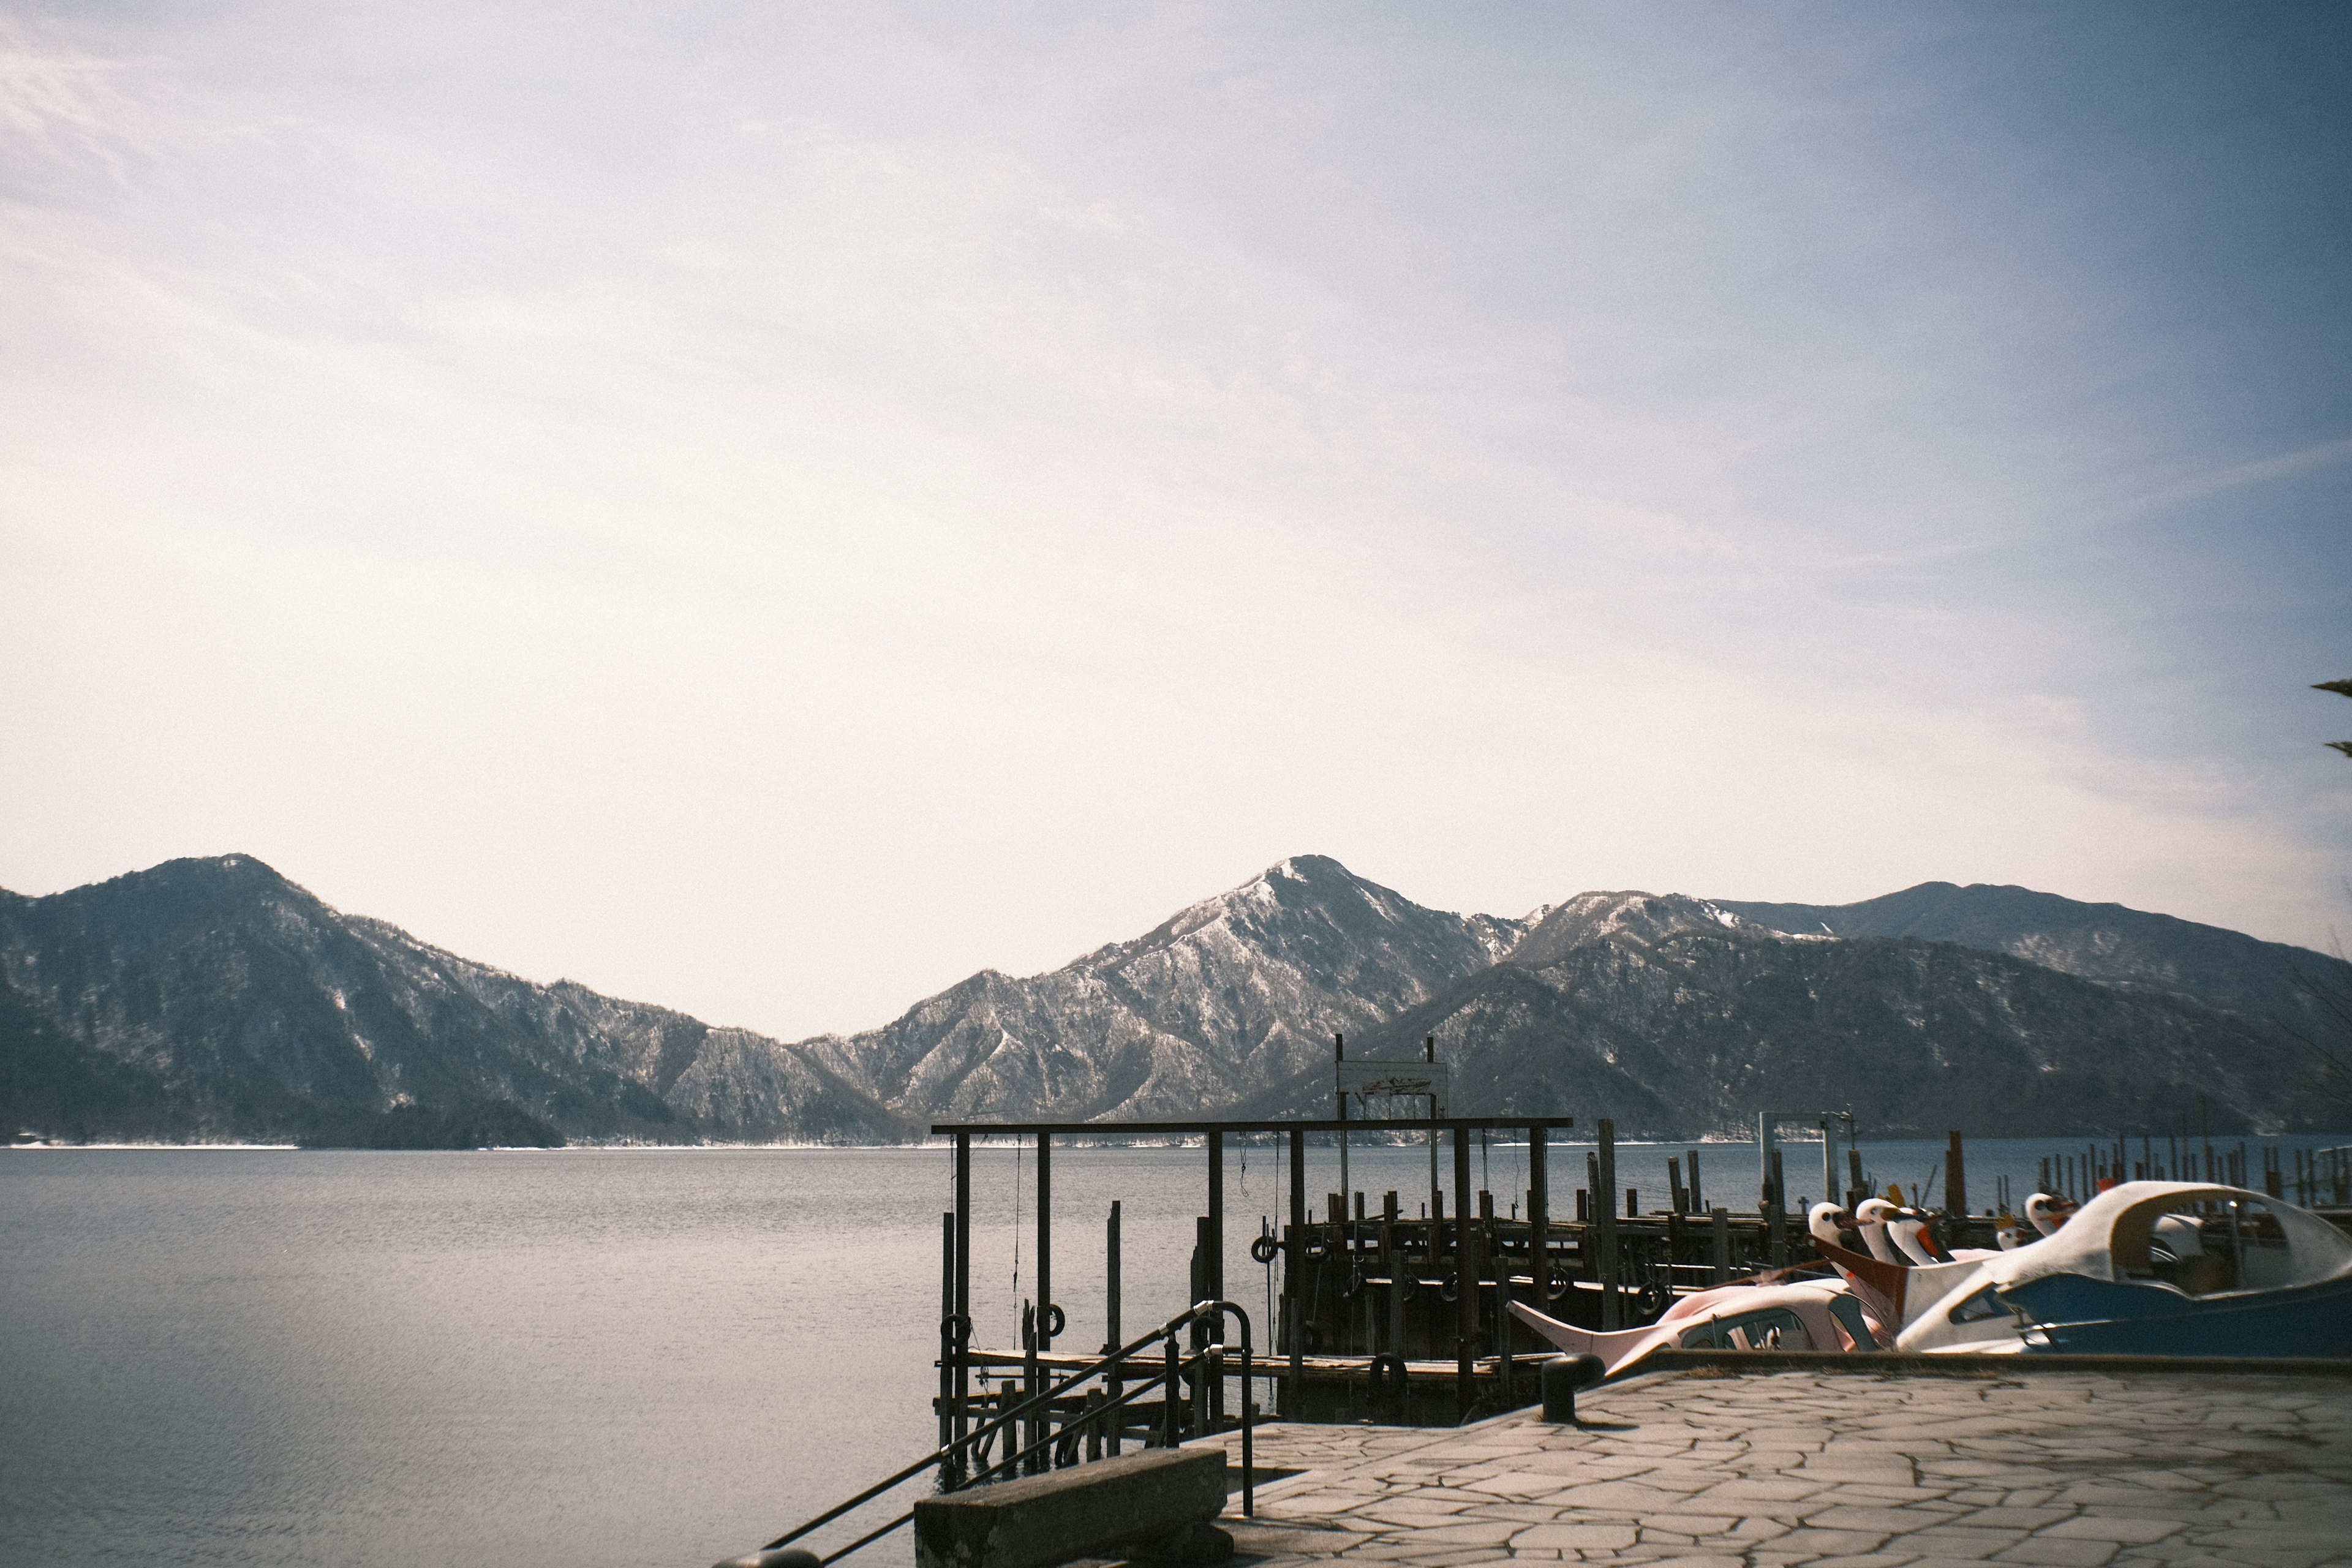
[[4, 2, 2349, 1041]]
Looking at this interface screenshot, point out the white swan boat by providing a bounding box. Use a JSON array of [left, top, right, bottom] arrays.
[[1513, 1181, 2352, 1373]]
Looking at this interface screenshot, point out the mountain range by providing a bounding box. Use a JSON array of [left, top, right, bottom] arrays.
[[2, 853, 2343, 1144]]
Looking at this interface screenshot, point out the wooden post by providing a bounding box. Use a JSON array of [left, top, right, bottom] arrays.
[[1945, 1130, 1967, 1217], [1709, 1205, 1730, 1284], [1687, 1146, 1704, 1213], [1163, 1336, 1182, 1447], [1822, 1120, 1839, 1215], [1453, 1123, 1474, 1421], [1038, 1132, 1054, 1352], [1022, 1302, 1043, 1472], [1207, 1131, 1224, 1322], [1488, 1205, 1510, 1409], [1528, 1123, 1548, 1360], [1335, 1032, 1349, 1229], [1193, 1215, 1219, 1426], [1425, 1035, 1441, 1229], [1106, 1199, 1122, 1455], [1667, 1155, 1686, 1215], [1847, 1147, 1865, 1206], [1596, 1118, 1620, 1330], [1766, 1150, 1788, 1268], [1286, 1125, 1305, 1415], [940, 1210, 956, 1460], [954, 1132, 972, 1471]]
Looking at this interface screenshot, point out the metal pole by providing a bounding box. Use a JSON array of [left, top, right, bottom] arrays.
[[1335, 1033, 1349, 1226], [1107, 1200, 1122, 1455], [954, 1132, 971, 1471], [1038, 1131, 1053, 1352], [1453, 1123, 1474, 1422], [1822, 1120, 1838, 1215], [1163, 1336, 1182, 1447], [1207, 1131, 1224, 1326], [1287, 1125, 1305, 1416], [1207, 1132, 1225, 1426], [1426, 1036, 1441, 1226], [1596, 1118, 1619, 1330], [939, 1210, 956, 1461], [1528, 1123, 1548, 1334]]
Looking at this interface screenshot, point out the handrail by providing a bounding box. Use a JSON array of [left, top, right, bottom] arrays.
[[744, 1300, 1255, 1565]]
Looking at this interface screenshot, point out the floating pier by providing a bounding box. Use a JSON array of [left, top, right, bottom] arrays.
[[929, 1111, 1969, 1446], [935, 1114, 1581, 1448]]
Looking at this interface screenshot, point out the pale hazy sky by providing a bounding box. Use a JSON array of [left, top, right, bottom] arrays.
[[4, 3, 2348, 1041]]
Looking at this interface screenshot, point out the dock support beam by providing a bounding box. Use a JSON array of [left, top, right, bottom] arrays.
[[1106, 1200, 1122, 1455], [1453, 1125, 1474, 1421], [1038, 1133, 1054, 1352], [1596, 1118, 1620, 1330], [954, 1131, 971, 1477], [1286, 1126, 1305, 1416], [1207, 1131, 1224, 1319], [1526, 1123, 1547, 1385], [940, 1210, 956, 1460]]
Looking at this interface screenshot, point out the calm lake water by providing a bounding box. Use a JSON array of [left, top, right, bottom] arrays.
[[7, 1132, 2346, 1567]]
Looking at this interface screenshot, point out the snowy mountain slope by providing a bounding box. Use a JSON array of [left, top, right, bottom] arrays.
[[0, 856, 908, 1143], [1232, 918, 2326, 1139], [799, 856, 1545, 1121]]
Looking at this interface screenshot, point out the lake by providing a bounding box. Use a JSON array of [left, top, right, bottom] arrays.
[[6, 1131, 2344, 1567]]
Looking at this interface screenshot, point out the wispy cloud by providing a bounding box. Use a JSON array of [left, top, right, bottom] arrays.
[[4, 4, 2348, 1035]]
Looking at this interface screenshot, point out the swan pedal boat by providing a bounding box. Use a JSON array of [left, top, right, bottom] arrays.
[[1510, 1180, 2352, 1375]]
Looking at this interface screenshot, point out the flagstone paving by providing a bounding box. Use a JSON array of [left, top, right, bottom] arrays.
[[1199, 1368, 2352, 1568]]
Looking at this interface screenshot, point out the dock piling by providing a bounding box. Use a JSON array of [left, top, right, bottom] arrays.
[[1106, 1200, 1121, 1456], [1453, 1125, 1474, 1420], [1038, 1134, 1054, 1354], [1206, 1131, 1224, 1348], [954, 1133, 972, 1479], [1596, 1119, 1620, 1330], [1286, 1125, 1304, 1416], [940, 1211, 956, 1464], [1528, 1121, 1550, 1321]]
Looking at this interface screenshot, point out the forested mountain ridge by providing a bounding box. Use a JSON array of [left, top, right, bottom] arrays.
[[0, 856, 908, 1144], [1227, 893, 2329, 1137], [1716, 880, 2343, 1035], [4, 854, 2339, 1143]]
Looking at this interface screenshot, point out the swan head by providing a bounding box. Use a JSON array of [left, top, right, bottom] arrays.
[[2023, 1192, 2078, 1236], [1806, 1202, 1853, 1247]]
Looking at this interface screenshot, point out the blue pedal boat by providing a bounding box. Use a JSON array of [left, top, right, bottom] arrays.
[[1985, 1181, 2352, 1359]]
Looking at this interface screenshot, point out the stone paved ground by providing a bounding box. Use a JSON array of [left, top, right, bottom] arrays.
[[1199, 1368, 2352, 1568]]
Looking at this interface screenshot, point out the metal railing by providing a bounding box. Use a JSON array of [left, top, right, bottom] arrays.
[[734, 1300, 1256, 1567]]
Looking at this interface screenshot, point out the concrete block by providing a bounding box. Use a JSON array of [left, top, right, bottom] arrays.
[[914, 1449, 1227, 1568]]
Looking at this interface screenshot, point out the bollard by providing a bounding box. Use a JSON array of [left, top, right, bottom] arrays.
[[1540, 1353, 1605, 1425], [714, 1550, 820, 1568]]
